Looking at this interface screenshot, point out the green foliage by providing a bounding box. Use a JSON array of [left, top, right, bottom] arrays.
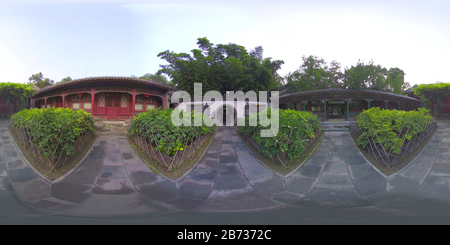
[[238, 109, 321, 164], [131, 72, 173, 85], [28, 72, 54, 88], [128, 108, 215, 156], [157, 37, 284, 96], [11, 108, 95, 158], [286, 57, 407, 94], [355, 107, 433, 154], [414, 82, 450, 101], [286, 55, 343, 91], [0, 82, 34, 101]]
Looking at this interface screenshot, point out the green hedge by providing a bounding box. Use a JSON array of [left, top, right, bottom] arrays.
[[10, 107, 95, 168], [355, 107, 434, 154], [128, 108, 215, 156], [238, 109, 321, 165]]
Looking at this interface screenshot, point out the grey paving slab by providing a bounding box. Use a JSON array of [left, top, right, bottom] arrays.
[[163, 196, 204, 210], [323, 160, 349, 173], [135, 178, 179, 203], [285, 175, 318, 195], [93, 178, 136, 195], [7, 168, 39, 183], [183, 167, 217, 184], [103, 150, 124, 166], [213, 174, 253, 191], [24, 197, 78, 213], [387, 174, 421, 196], [193, 189, 283, 211], [57, 193, 173, 217], [62, 158, 102, 185], [296, 187, 371, 208], [51, 181, 93, 203], [316, 172, 354, 188], [9, 178, 51, 203], [297, 164, 323, 178], [128, 170, 159, 186], [430, 162, 450, 176], [414, 155, 438, 168], [362, 190, 401, 205], [176, 179, 213, 200], [271, 191, 303, 203], [399, 165, 432, 184], [251, 174, 286, 197]]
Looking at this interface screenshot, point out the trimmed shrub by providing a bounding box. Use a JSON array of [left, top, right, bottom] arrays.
[[128, 108, 215, 171], [238, 109, 321, 167], [355, 107, 434, 154], [10, 107, 95, 170]]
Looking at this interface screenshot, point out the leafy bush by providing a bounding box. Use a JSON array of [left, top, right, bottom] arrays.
[[238, 109, 321, 166], [355, 107, 434, 154], [128, 108, 215, 157], [10, 107, 95, 169]]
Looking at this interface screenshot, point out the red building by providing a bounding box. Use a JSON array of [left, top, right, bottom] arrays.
[[32, 77, 173, 120]]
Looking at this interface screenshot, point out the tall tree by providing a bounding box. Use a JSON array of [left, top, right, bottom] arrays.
[[386, 68, 406, 94], [28, 72, 54, 88], [131, 73, 172, 85], [286, 55, 343, 91], [342, 60, 387, 91], [157, 37, 284, 96], [54, 76, 72, 85]]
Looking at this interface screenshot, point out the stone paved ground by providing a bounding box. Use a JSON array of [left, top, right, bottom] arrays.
[[1, 117, 450, 218]]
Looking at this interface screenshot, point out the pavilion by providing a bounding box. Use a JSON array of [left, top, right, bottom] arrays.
[[276, 84, 422, 121]]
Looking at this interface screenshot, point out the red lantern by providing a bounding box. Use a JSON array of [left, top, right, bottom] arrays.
[[77, 92, 83, 98]]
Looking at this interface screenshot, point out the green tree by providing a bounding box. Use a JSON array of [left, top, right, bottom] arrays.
[[343, 60, 388, 91], [131, 73, 172, 85], [28, 72, 54, 88], [286, 55, 343, 91], [54, 76, 73, 85], [157, 37, 284, 96]]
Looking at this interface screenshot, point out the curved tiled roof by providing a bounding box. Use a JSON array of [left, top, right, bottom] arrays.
[[34, 76, 173, 95], [278, 88, 420, 102]]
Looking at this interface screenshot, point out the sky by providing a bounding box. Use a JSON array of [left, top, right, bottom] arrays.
[[1, 0, 449, 87]]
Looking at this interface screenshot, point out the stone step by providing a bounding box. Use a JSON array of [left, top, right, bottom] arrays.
[[321, 127, 350, 132], [320, 121, 351, 132]]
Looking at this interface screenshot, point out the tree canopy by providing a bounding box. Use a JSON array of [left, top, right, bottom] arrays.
[[131, 72, 172, 85], [157, 37, 284, 96], [286, 55, 343, 91], [28, 72, 55, 88], [286, 56, 407, 94]]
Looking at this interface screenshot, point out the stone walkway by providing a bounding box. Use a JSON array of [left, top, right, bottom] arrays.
[[1, 118, 450, 217]]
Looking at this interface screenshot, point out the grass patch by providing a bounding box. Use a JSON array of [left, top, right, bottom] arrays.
[[126, 129, 217, 180], [350, 127, 437, 176], [8, 125, 98, 181], [236, 129, 324, 176]]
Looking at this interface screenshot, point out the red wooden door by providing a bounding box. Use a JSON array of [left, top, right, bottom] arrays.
[[105, 96, 121, 119]]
